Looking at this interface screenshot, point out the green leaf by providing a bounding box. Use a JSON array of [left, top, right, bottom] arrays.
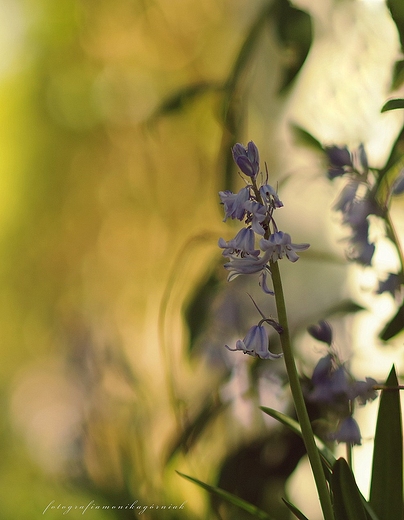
[[381, 98, 404, 112], [290, 124, 323, 152], [282, 498, 309, 520], [331, 458, 368, 520], [379, 301, 404, 341], [165, 398, 227, 463], [176, 471, 274, 520], [149, 81, 222, 120], [260, 407, 335, 469], [369, 366, 403, 520], [375, 156, 404, 210]]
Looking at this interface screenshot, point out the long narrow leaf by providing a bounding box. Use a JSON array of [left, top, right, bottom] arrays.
[[282, 498, 309, 520], [381, 98, 404, 112], [331, 458, 367, 520], [260, 406, 336, 468], [369, 366, 403, 520], [176, 471, 274, 520]]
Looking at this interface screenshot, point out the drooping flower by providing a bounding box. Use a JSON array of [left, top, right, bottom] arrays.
[[218, 228, 260, 258], [232, 141, 260, 178], [330, 416, 362, 445], [376, 273, 402, 298], [259, 184, 283, 209], [244, 200, 267, 235], [307, 320, 333, 346], [309, 355, 350, 404], [325, 145, 352, 179], [223, 251, 271, 282], [350, 377, 378, 405], [260, 231, 310, 263], [225, 324, 282, 360], [219, 187, 250, 221]]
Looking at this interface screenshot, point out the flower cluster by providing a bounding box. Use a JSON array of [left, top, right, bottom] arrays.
[[325, 144, 380, 266], [308, 320, 378, 445], [325, 144, 404, 302], [219, 142, 310, 295], [219, 142, 310, 360]]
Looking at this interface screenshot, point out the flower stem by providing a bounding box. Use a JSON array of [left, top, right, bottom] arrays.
[[271, 260, 335, 520]]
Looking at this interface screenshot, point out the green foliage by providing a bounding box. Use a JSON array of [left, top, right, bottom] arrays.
[[331, 458, 368, 520], [370, 366, 403, 520], [381, 98, 404, 112], [379, 302, 404, 341], [176, 472, 275, 520], [281, 498, 309, 520]]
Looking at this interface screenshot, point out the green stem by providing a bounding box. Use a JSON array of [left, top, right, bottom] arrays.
[[271, 260, 335, 520]]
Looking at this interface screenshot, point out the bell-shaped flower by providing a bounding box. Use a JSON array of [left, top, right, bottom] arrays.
[[260, 184, 283, 209], [218, 228, 260, 258], [225, 324, 282, 360], [307, 320, 333, 346], [309, 355, 351, 404], [351, 143, 368, 175], [350, 377, 378, 405], [325, 145, 352, 179], [219, 187, 250, 222], [333, 181, 359, 213], [244, 200, 267, 235], [376, 273, 402, 298], [223, 250, 271, 282], [330, 416, 362, 445], [260, 231, 310, 262], [232, 141, 260, 178]]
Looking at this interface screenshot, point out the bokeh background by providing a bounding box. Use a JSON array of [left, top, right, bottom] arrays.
[[1, 0, 404, 518]]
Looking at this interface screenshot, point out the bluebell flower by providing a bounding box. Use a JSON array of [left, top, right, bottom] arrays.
[[218, 228, 260, 258], [307, 320, 333, 345], [259, 184, 283, 209], [225, 324, 282, 360], [350, 377, 378, 405], [376, 273, 402, 298], [330, 416, 362, 445], [347, 221, 375, 265], [259, 269, 274, 295], [260, 231, 310, 263], [309, 355, 350, 403], [333, 182, 359, 213], [232, 141, 260, 178], [223, 251, 271, 282], [219, 187, 250, 221], [244, 200, 267, 235], [351, 143, 368, 175], [325, 145, 352, 179]]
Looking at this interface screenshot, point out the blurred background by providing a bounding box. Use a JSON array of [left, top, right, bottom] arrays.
[[1, 0, 404, 518]]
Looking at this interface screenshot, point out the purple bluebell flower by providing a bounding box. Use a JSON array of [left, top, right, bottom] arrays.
[[333, 182, 359, 213], [259, 270, 274, 295], [219, 187, 250, 221], [259, 184, 283, 209], [376, 273, 402, 298], [309, 355, 351, 403], [225, 324, 282, 360], [325, 145, 352, 179], [350, 377, 378, 405], [307, 320, 333, 345], [218, 228, 260, 258], [351, 143, 368, 175], [347, 220, 375, 265], [330, 416, 362, 445], [244, 200, 267, 235], [260, 231, 310, 263], [232, 141, 260, 178], [223, 251, 271, 282]]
